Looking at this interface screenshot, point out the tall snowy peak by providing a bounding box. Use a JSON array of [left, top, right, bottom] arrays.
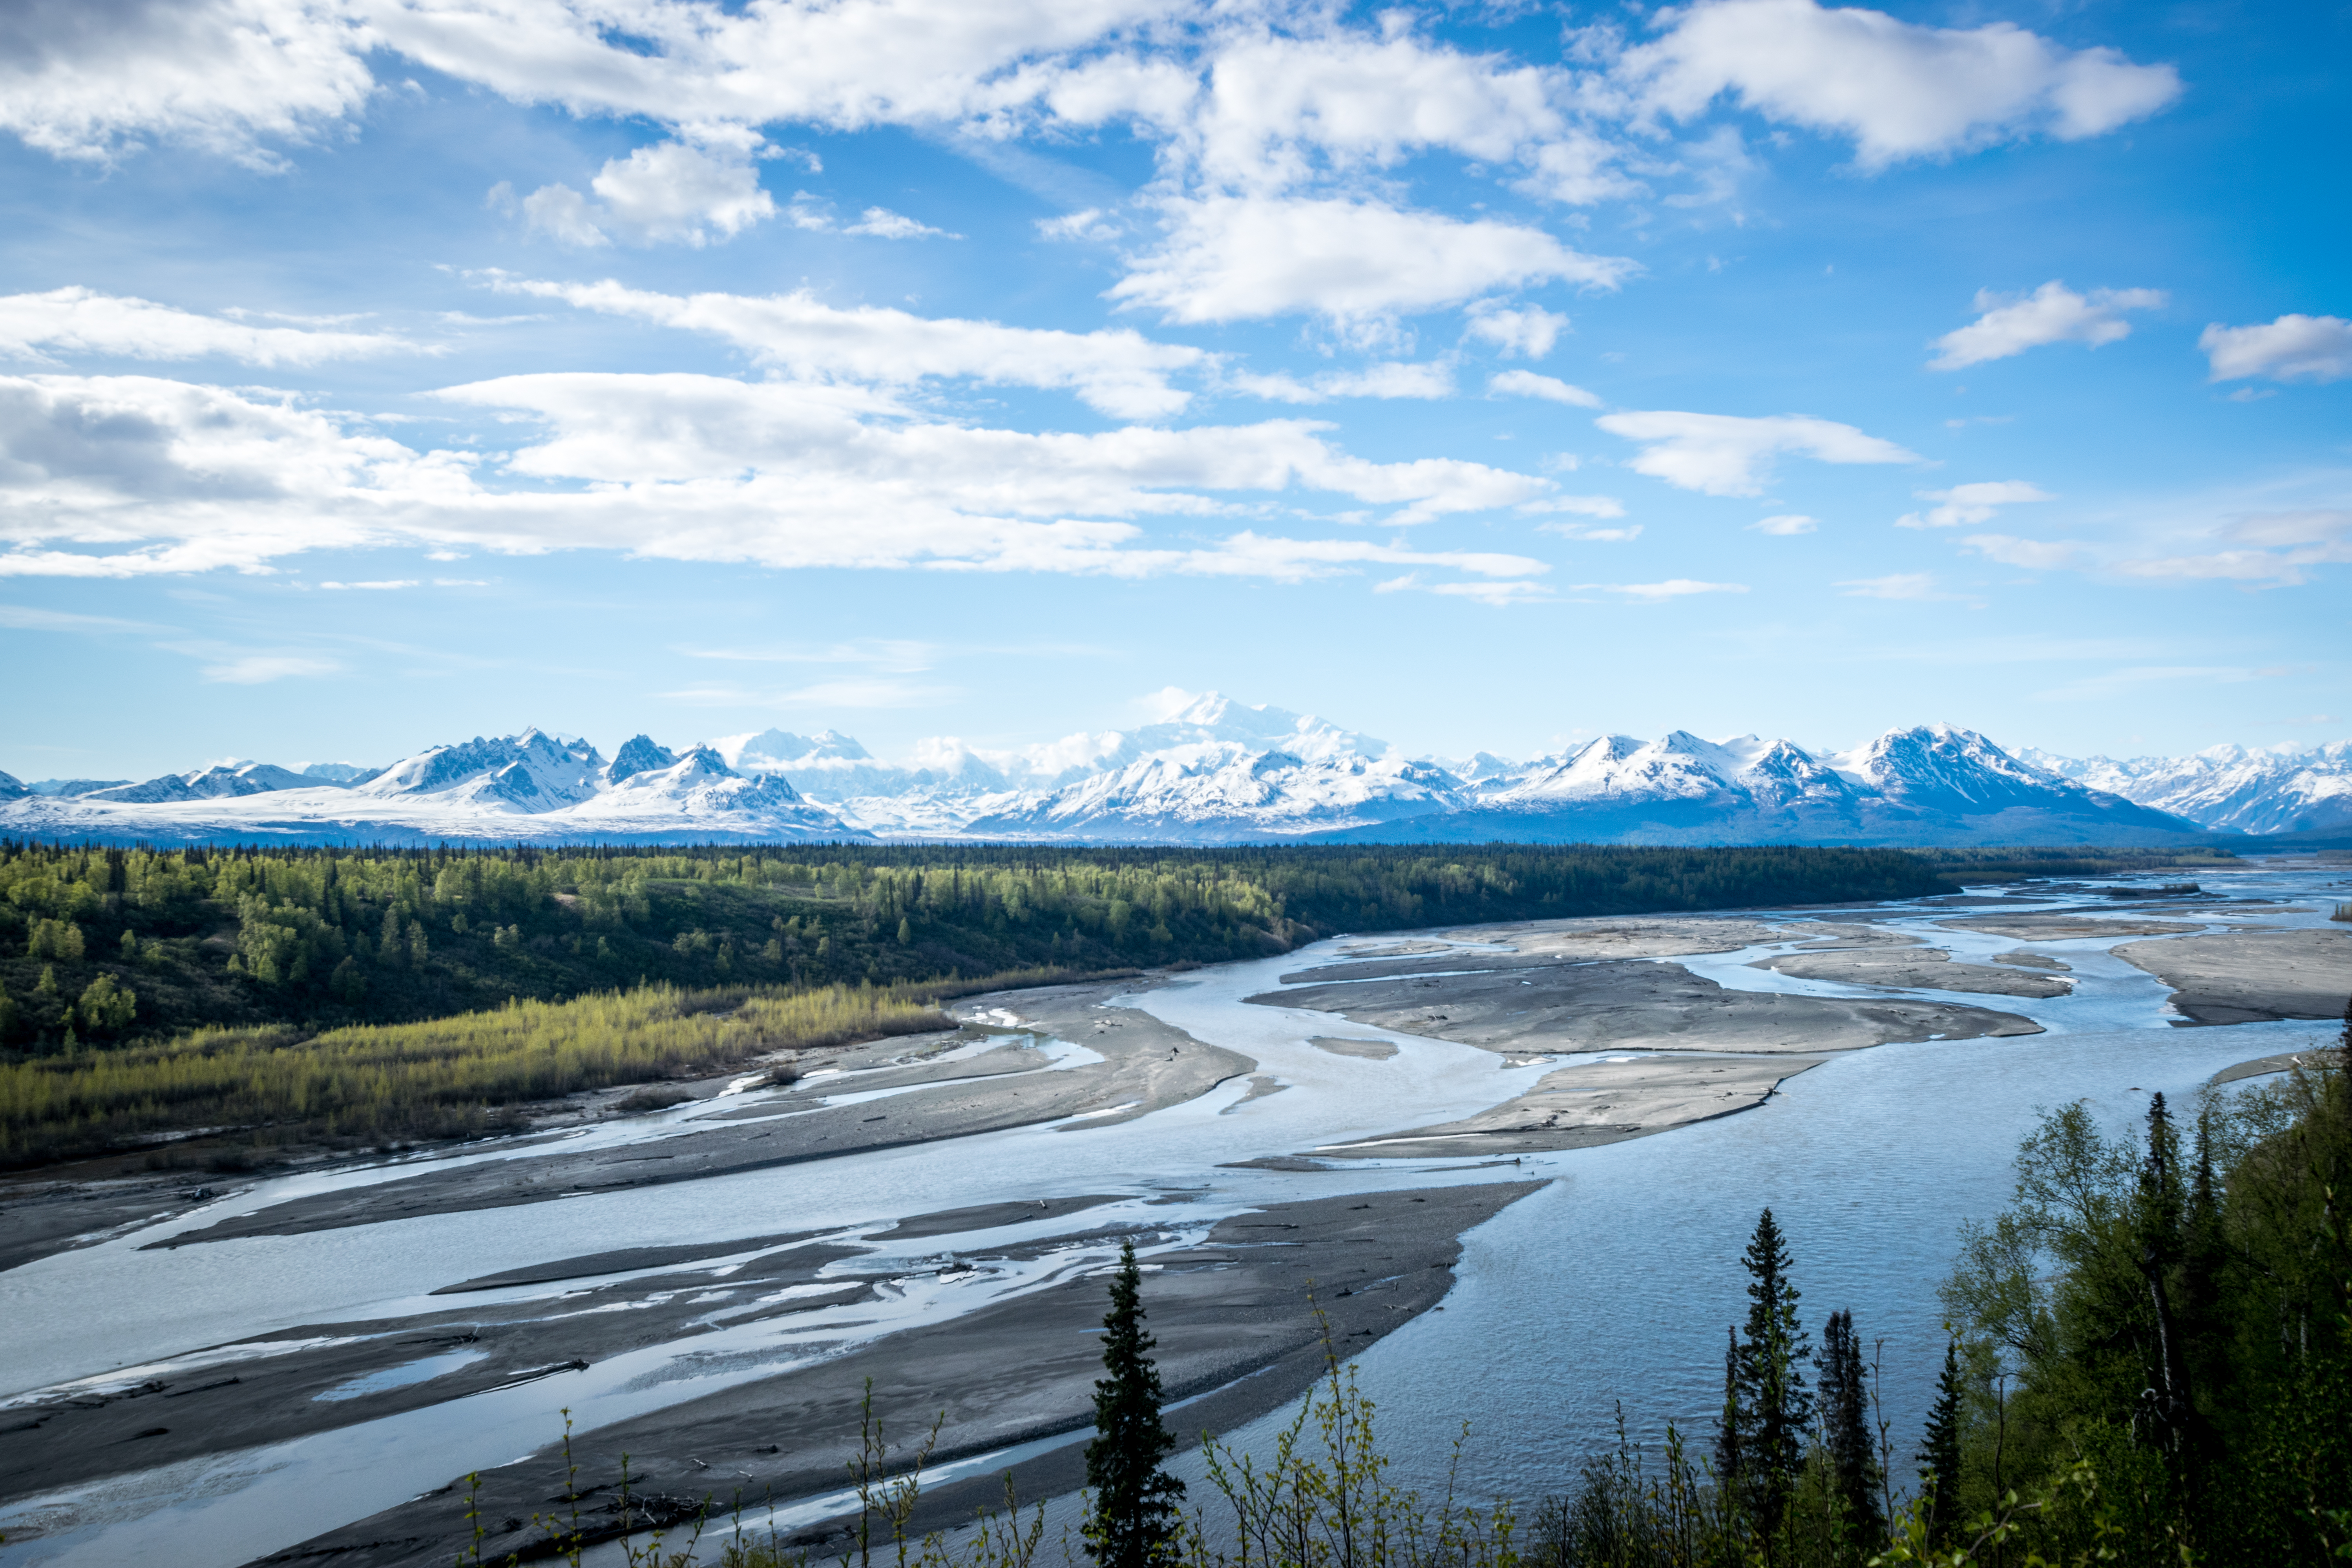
[[356, 729, 605, 813], [1830, 724, 2062, 807], [0, 770, 27, 801]]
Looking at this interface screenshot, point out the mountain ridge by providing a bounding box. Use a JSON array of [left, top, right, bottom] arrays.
[[7, 696, 2346, 845]]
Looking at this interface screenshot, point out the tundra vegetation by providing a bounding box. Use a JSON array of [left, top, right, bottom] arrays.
[[0, 840, 2203, 1167]]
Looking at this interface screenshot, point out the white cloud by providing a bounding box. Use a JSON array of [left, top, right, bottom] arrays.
[[1750, 513, 1816, 535], [590, 139, 778, 245], [1465, 303, 1570, 360], [504, 137, 783, 248], [319, 579, 418, 589], [1488, 370, 1600, 407], [2110, 509, 2352, 587], [1519, 495, 1627, 519], [1583, 579, 1747, 600], [1960, 534, 2088, 570], [843, 206, 955, 239], [1230, 362, 1455, 403], [0, 287, 421, 366], [515, 182, 610, 248], [489, 274, 1209, 421], [1376, 572, 1557, 606], [157, 645, 342, 683], [1109, 195, 1635, 327], [0, 371, 1556, 588], [1619, 0, 2181, 169], [1928, 281, 2165, 370], [2199, 315, 2352, 385], [1538, 522, 1641, 542], [1897, 480, 2051, 529], [1594, 411, 1917, 496], [0, 0, 374, 168], [1037, 208, 1121, 242], [1835, 573, 1943, 600]]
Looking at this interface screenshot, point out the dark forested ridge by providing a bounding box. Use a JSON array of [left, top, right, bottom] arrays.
[[0, 839, 2078, 1053]]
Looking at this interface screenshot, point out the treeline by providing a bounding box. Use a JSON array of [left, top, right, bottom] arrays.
[[0, 981, 963, 1167], [1545, 1011, 2352, 1566], [0, 841, 2000, 1057]]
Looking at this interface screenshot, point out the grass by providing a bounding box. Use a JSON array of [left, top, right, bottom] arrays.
[[0, 978, 984, 1167]]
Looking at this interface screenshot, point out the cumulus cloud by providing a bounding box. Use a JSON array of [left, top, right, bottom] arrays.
[[1618, 0, 2181, 169], [1228, 362, 1455, 403], [1594, 411, 1917, 496], [2199, 315, 2352, 384], [1750, 514, 1816, 535], [1897, 480, 2050, 529], [1928, 281, 2165, 370], [591, 139, 779, 244], [486, 274, 1207, 420], [0, 0, 373, 167], [1109, 195, 1634, 327], [0, 287, 423, 366], [1465, 303, 1570, 359], [1488, 370, 1600, 407], [500, 137, 782, 248], [0, 371, 1556, 588]]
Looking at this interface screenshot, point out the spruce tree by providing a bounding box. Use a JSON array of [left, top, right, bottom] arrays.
[[1815, 1309, 1883, 1543], [1917, 1339, 1963, 1545], [1715, 1324, 1744, 1491], [1731, 1207, 1812, 1532], [1084, 1239, 1184, 1568]]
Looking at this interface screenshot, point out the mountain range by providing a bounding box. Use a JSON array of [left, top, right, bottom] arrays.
[[4, 694, 2346, 847]]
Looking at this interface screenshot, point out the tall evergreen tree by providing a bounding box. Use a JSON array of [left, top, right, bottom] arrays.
[[1714, 1324, 1744, 1491], [1917, 1339, 1963, 1545], [1815, 1309, 1883, 1544], [1727, 1208, 1813, 1534], [2135, 1092, 2195, 1479], [1084, 1239, 1185, 1568]]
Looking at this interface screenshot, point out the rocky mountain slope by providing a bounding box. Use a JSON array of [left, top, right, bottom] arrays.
[[8, 695, 2343, 845]]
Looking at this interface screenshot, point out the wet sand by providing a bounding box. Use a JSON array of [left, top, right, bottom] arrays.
[[248, 1183, 1543, 1568], [1311, 1055, 1825, 1160], [1937, 915, 2202, 941], [1254, 960, 2039, 1058], [2114, 928, 2352, 1024], [1748, 947, 2072, 998]]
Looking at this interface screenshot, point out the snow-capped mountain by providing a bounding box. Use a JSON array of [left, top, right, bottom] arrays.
[[2020, 742, 2352, 836], [9, 697, 2346, 847], [0, 730, 864, 845]]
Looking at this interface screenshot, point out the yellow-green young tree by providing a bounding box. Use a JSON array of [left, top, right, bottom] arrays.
[[1083, 1239, 1184, 1568]]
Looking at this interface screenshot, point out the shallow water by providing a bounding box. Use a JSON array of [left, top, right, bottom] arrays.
[[3, 861, 2344, 1564]]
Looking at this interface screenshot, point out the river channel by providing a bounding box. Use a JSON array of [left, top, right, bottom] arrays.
[[2, 860, 2346, 1566]]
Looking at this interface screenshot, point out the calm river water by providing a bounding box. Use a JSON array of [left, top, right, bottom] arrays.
[[2, 860, 2345, 1565]]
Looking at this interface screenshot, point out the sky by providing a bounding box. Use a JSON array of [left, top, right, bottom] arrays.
[[0, 0, 2347, 784]]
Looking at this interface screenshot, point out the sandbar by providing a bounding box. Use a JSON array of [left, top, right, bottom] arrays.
[[1313, 1054, 1824, 1159], [2113, 929, 2352, 1024], [1748, 947, 2071, 998]]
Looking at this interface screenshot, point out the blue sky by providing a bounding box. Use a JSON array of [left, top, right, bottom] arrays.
[[1, 0, 2346, 782]]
